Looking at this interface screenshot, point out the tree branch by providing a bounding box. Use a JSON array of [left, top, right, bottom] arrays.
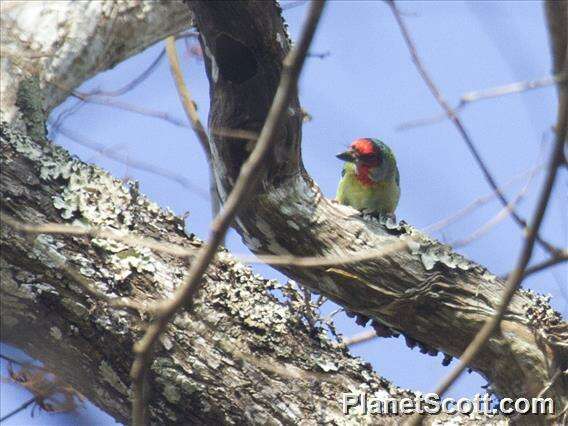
[[1, 1, 193, 122], [129, 2, 326, 424], [4, 121, 474, 424], [1, 0, 566, 423], [407, 76, 567, 425], [387, 0, 559, 256], [192, 0, 568, 411]]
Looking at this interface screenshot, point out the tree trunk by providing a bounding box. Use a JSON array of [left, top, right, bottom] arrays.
[[0, 0, 565, 424], [189, 0, 567, 410]]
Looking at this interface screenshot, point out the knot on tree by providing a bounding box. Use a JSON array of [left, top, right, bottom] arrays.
[[214, 33, 258, 83]]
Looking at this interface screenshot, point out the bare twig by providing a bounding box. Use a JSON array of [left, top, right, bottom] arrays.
[[165, 36, 211, 156], [322, 307, 343, 321], [510, 368, 568, 422], [501, 250, 568, 281], [8, 200, 561, 280], [424, 163, 543, 235], [129, 2, 326, 424], [57, 125, 208, 199], [1, 214, 144, 312], [1, 214, 411, 268], [69, 94, 188, 128], [50, 32, 201, 135], [1, 215, 194, 258], [165, 36, 220, 218], [0, 355, 52, 378], [405, 62, 567, 426], [451, 159, 540, 247], [79, 49, 166, 98], [387, 0, 559, 256], [210, 127, 259, 141], [461, 72, 568, 103], [398, 72, 568, 130], [343, 329, 376, 347], [281, 0, 308, 11], [0, 397, 36, 423], [1, 358, 85, 421], [536, 369, 567, 399], [307, 50, 331, 59], [244, 239, 410, 266], [0, 354, 34, 368]]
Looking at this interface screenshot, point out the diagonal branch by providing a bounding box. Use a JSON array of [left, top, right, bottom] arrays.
[[398, 72, 567, 130], [193, 0, 567, 413], [407, 84, 567, 425], [508, 250, 568, 281], [165, 36, 221, 219], [129, 2, 326, 424], [387, 0, 560, 256]]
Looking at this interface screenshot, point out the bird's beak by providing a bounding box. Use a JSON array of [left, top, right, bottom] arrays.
[[336, 149, 355, 162]]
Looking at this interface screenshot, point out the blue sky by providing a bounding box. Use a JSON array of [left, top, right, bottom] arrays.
[[2, 1, 566, 424]]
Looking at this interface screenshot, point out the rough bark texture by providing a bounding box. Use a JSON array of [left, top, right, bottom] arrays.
[[0, 0, 565, 424], [190, 0, 568, 410], [0, 1, 497, 424], [1, 0, 193, 122], [1, 113, 494, 425]]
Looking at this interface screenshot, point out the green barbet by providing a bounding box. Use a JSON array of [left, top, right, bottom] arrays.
[[336, 138, 400, 215]]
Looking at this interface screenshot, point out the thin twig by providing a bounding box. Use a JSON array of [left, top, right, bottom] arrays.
[[1, 214, 144, 312], [405, 62, 567, 426], [461, 72, 568, 103], [322, 307, 343, 321], [210, 127, 259, 141], [69, 93, 188, 128], [129, 3, 326, 424], [424, 163, 543, 234], [307, 50, 331, 59], [0, 397, 36, 423], [451, 158, 540, 247], [501, 250, 568, 281], [0, 354, 49, 373], [165, 36, 220, 219], [57, 125, 208, 200], [243, 239, 410, 266], [79, 49, 166, 98], [7, 201, 560, 275], [343, 329, 376, 347], [398, 72, 568, 130], [281, 0, 308, 11], [1, 215, 195, 258], [165, 36, 211, 156], [49, 31, 200, 135], [509, 368, 567, 422], [387, 0, 559, 256], [1, 214, 410, 267]]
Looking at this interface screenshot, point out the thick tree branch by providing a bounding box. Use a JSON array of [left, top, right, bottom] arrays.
[[130, 3, 325, 424], [1, 122, 490, 424], [1, 1, 474, 424], [1, 1, 193, 123], [191, 0, 568, 412], [0, 0, 565, 423]]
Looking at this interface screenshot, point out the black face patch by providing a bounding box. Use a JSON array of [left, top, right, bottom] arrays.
[[357, 152, 380, 166]]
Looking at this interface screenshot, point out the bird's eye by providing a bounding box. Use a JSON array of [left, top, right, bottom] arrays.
[[356, 152, 380, 165]]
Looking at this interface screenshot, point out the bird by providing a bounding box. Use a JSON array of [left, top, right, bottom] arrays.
[[335, 138, 400, 216]]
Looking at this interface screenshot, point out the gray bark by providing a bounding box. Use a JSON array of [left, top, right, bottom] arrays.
[[0, 0, 565, 424], [189, 0, 567, 412]]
